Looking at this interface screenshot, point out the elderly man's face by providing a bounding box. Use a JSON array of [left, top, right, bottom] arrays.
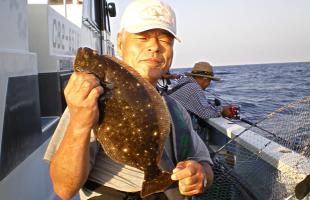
[[117, 29, 174, 85]]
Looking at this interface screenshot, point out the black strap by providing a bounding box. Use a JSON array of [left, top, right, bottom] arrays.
[[84, 180, 141, 200], [163, 94, 194, 162], [84, 179, 102, 191], [83, 180, 169, 200]]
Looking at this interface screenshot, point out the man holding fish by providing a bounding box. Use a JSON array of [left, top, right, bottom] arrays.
[[44, 0, 214, 199]]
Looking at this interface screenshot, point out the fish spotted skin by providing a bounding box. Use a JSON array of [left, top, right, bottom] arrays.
[[74, 47, 174, 197]]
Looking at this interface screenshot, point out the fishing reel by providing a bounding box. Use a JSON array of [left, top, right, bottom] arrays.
[[213, 98, 240, 119], [230, 105, 241, 119]]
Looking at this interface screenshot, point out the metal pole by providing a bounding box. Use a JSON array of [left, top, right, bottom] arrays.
[[64, 0, 67, 18]]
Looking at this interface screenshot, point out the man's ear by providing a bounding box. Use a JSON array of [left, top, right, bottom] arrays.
[[116, 32, 123, 57]]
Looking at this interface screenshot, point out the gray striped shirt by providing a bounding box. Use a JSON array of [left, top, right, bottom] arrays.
[[168, 76, 223, 120]]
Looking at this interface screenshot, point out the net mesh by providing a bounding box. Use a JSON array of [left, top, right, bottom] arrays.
[[194, 96, 310, 200], [255, 96, 310, 157]]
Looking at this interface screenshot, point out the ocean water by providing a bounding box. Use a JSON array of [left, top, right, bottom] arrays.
[[171, 62, 310, 122]]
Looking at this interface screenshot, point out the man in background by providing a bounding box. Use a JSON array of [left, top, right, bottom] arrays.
[[158, 71, 181, 93], [168, 62, 236, 143]]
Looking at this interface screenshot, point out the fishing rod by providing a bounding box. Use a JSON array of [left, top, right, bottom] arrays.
[[194, 88, 264, 154], [228, 114, 288, 143], [214, 111, 271, 154], [214, 115, 296, 155], [212, 96, 310, 155], [205, 88, 291, 139]]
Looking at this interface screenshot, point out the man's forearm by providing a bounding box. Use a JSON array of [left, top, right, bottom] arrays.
[[50, 123, 91, 200]]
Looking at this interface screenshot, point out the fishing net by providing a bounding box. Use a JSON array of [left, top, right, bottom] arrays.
[[194, 96, 310, 200], [253, 96, 310, 157]]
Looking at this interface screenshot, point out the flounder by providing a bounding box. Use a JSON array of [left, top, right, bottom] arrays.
[[73, 47, 174, 197]]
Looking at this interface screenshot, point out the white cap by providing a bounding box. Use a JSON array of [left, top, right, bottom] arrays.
[[120, 0, 181, 42]]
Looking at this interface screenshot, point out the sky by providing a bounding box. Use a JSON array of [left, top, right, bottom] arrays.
[[109, 0, 310, 68]]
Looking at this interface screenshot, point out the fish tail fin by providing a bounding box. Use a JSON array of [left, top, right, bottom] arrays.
[[141, 170, 175, 198]]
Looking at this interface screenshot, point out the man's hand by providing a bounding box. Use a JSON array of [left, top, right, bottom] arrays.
[[222, 105, 235, 118], [171, 160, 213, 196], [170, 73, 181, 79], [64, 72, 104, 132]]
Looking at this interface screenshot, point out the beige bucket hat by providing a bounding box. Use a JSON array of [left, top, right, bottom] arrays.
[[185, 62, 220, 81]]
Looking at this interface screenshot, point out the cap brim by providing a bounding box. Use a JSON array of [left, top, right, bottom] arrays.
[[185, 72, 220, 81], [124, 23, 181, 42]]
